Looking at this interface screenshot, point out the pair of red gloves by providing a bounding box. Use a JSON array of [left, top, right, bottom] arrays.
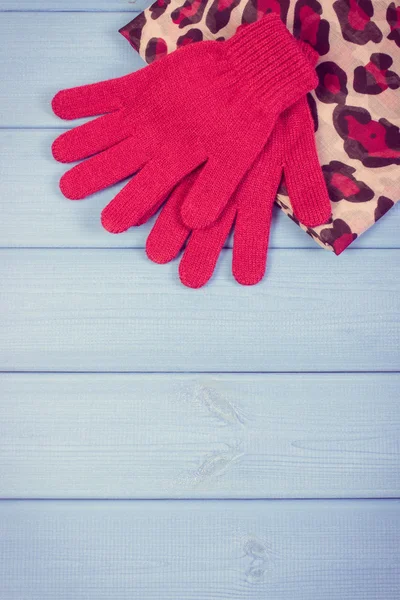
[[52, 14, 331, 288]]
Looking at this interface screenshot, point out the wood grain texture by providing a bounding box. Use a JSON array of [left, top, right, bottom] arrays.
[[1, 249, 400, 372], [1, 373, 399, 499], [3, 131, 399, 250], [0, 3, 399, 597], [0, 0, 148, 10], [1, 499, 399, 600], [0, 13, 144, 127]]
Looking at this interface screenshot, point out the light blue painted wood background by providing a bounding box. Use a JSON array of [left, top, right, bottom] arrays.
[[0, 2, 399, 599]]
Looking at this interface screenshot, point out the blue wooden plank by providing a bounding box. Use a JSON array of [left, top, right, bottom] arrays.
[[1, 130, 399, 249], [1, 14, 398, 251], [0, 13, 144, 127], [0, 499, 399, 600], [1, 248, 399, 372], [0, 132, 317, 250], [1, 373, 399, 499]]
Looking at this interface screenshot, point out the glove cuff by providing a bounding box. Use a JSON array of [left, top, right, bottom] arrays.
[[297, 40, 319, 68], [227, 14, 318, 112]]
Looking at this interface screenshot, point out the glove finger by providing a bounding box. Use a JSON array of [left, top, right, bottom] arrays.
[[146, 171, 200, 264], [52, 70, 146, 120], [179, 203, 236, 289], [179, 155, 243, 229], [51, 54, 181, 120], [180, 125, 271, 230], [284, 147, 331, 227], [52, 110, 127, 163], [283, 96, 331, 227], [102, 151, 207, 234], [59, 137, 145, 200], [232, 165, 279, 286]]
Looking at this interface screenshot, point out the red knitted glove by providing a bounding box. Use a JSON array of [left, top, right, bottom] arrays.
[[146, 93, 331, 288], [52, 14, 318, 232]]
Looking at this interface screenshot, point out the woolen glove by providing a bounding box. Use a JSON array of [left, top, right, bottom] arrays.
[[52, 14, 319, 233], [146, 92, 331, 288], [120, 0, 400, 255]]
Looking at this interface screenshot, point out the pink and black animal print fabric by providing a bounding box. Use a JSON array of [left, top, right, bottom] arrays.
[[120, 0, 400, 254]]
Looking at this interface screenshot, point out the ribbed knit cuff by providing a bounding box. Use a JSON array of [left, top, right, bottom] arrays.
[[297, 40, 319, 68], [227, 14, 318, 112]]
